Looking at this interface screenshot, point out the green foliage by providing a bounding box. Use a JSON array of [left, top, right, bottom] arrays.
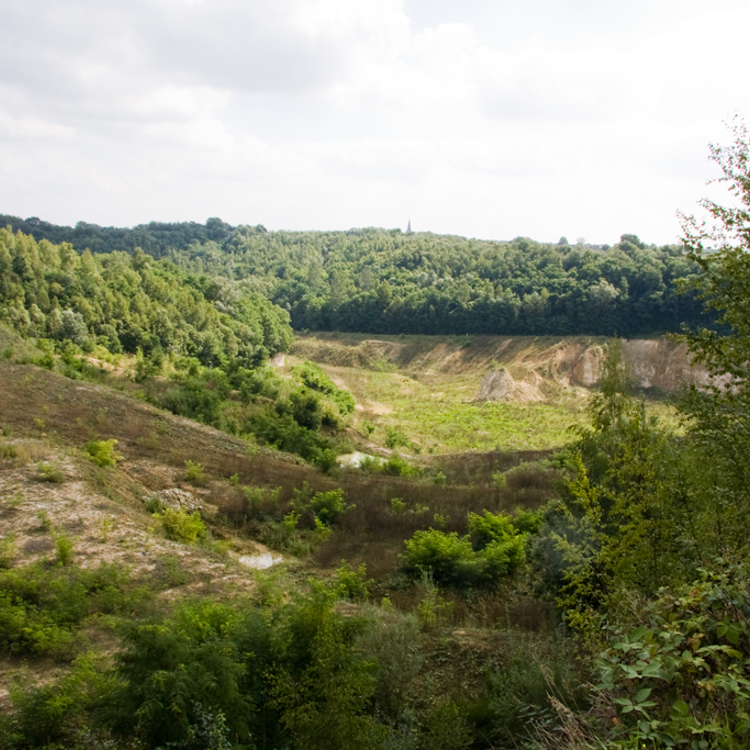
[[183, 459, 207, 484], [2, 216, 703, 337], [7, 652, 116, 749], [595, 561, 750, 749], [158, 508, 207, 545], [291, 483, 350, 526], [333, 561, 371, 601], [105, 599, 251, 749], [534, 345, 703, 641], [0, 227, 293, 367], [385, 427, 411, 450], [402, 514, 525, 588], [293, 361, 356, 415], [403, 530, 475, 586], [0, 562, 137, 657], [54, 532, 75, 566], [84, 438, 123, 468], [36, 461, 64, 482], [417, 701, 472, 750], [270, 586, 386, 750], [0, 535, 16, 569], [678, 118, 750, 557], [488, 631, 582, 747]]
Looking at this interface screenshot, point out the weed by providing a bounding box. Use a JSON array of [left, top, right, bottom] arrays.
[[37, 462, 64, 483], [492, 470, 507, 489], [99, 518, 114, 541], [157, 554, 189, 587], [144, 496, 165, 514], [1, 442, 17, 458], [35, 511, 52, 531], [416, 573, 453, 631], [0, 534, 16, 568], [334, 560, 371, 601], [7, 493, 25, 509]]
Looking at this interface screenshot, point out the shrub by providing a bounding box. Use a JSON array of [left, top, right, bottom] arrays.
[[467, 510, 516, 550], [159, 508, 207, 544], [334, 561, 371, 601], [184, 460, 207, 485], [402, 529, 474, 586], [594, 562, 750, 749], [8, 652, 115, 749], [54, 532, 75, 566], [292, 483, 350, 526], [402, 513, 526, 587], [84, 438, 123, 468]]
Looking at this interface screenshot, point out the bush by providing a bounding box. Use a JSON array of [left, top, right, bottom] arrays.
[[402, 512, 526, 587], [84, 438, 123, 468], [402, 530, 475, 586], [594, 561, 750, 749], [159, 508, 207, 544], [334, 561, 371, 601], [184, 460, 207, 485], [292, 483, 350, 527]]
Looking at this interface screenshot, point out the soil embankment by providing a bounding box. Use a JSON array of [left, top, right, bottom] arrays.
[[292, 334, 712, 402]]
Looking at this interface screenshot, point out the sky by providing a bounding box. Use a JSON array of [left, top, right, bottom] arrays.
[[2, 0, 749, 246]]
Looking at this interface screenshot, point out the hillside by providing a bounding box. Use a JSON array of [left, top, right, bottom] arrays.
[[0, 340, 566, 749]]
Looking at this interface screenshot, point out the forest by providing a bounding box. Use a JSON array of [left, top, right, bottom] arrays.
[[1, 126, 750, 750], [0, 215, 706, 338]]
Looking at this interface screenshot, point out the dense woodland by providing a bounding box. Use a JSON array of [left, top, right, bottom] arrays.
[[2, 125, 750, 750], [0, 214, 705, 337]]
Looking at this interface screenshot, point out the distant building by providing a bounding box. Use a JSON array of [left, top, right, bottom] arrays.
[[406, 219, 412, 233]]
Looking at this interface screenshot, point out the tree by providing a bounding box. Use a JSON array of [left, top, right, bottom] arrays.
[[679, 116, 750, 552]]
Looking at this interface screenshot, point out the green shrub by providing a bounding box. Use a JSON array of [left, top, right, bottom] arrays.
[[595, 561, 750, 749], [8, 652, 115, 749], [402, 530, 475, 586], [54, 533, 75, 566], [467, 510, 516, 550], [0, 562, 136, 657], [184, 460, 207, 485], [292, 361, 356, 415], [402, 514, 526, 587], [334, 561, 371, 601], [159, 508, 207, 544], [385, 427, 410, 450], [104, 600, 250, 749], [291, 483, 350, 526], [84, 438, 123, 468]]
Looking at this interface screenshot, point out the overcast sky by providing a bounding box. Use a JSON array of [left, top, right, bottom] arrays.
[[2, 0, 748, 245]]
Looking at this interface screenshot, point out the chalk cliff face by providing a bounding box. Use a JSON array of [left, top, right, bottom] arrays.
[[474, 338, 724, 402], [568, 339, 726, 392], [292, 333, 724, 403]]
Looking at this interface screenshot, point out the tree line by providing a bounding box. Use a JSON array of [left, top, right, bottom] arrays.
[[0, 214, 706, 337]]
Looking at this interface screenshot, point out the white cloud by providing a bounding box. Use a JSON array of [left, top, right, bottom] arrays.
[[1, 0, 749, 245]]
